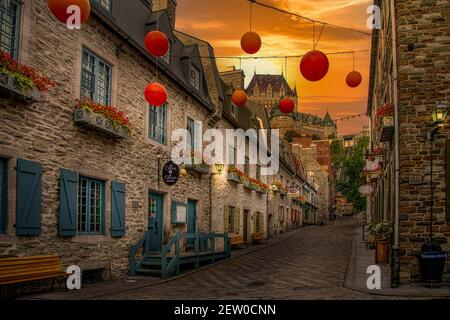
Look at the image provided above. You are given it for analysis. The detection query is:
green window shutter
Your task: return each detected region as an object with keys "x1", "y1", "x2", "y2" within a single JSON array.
[
  {"x1": 16, "y1": 159, "x2": 42, "y2": 236},
  {"x1": 446, "y1": 140, "x2": 450, "y2": 220},
  {"x1": 253, "y1": 214, "x2": 257, "y2": 232},
  {"x1": 59, "y1": 169, "x2": 78, "y2": 237},
  {"x1": 235, "y1": 208, "x2": 240, "y2": 234},
  {"x1": 259, "y1": 213, "x2": 264, "y2": 232},
  {"x1": 223, "y1": 205, "x2": 229, "y2": 233},
  {"x1": 171, "y1": 201, "x2": 177, "y2": 223},
  {"x1": 111, "y1": 181, "x2": 126, "y2": 237}
]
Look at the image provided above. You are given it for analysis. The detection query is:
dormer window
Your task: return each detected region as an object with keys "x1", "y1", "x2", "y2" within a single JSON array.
[
  {"x1": 93, "y1": 0, "x2": 112, "y2": 12},
  {"x1": 190, "y1": 64, "x2": 200, "y2": 91},
  {"x1": 162, "y1": 41, "x2": 171, "y2": 65}
]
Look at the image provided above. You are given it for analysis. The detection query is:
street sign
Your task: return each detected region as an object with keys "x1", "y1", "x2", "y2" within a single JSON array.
[
  {"x1": 288, "y1": 189, "x2": 300, "y2": 198},
  {"x1": 162, "y1": 160, "x2": 180, "y2": 186}
]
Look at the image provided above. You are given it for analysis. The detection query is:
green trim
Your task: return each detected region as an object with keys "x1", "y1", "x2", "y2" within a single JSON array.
[
  {"x1": 77, "y1": 176, "x2": 106, "y2": 235},
  {"x1": 171, "y1": 201, "x2": 187, "y2": 224},
  {"x1": 0, "y1": 0, "x2": 21, "y2": 59},
  {"x1": 148, "y1": 104, "x2": 168, "y2": 145},
  {"x1": 80, "y1": 47, "x2": 112, "y2": 105}
]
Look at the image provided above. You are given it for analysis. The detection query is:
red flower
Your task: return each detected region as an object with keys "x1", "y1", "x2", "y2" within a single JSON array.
[{"x1": 76, "y1": 99, "x2": 132, "y2": 132}]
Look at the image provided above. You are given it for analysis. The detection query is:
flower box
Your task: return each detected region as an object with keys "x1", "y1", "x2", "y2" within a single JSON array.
[
  {"x1": 74, "y1": 108, "x2": 129, "y2": 139},
  {"x1": 227, "y1": 173, "x2": 242, "y2": 184},
  {"x1": 184, "y1": 163, "x2": 210, "y2": 174},
  {"x1": 380, "y1": 116, "x2": 394, "y2": 142},
  {"x1": 256, "y1": 187, "x2": 268, "y2": 194},
  {"x1": 0, "y1": 72, "x2": 41, "y2": 104},
  {"x1": 243, "y1": 180, "x2": 253, "y2": 190}
]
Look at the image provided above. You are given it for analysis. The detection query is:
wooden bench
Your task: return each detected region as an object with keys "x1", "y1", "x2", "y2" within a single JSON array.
[
  {"x1": 0, "y1": 255, "x2": 67, "y2": 294},
  {"x1": 252, "y1": 232, "x2": 266, "y2": 245},
  {"x1": 229, "y1": 234, "x2": 247, "y2": 249}
]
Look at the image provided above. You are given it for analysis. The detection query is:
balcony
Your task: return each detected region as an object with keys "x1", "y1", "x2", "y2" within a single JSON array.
[
  {"x1": 379, "y1": 116, "x2": 394, "y2": 142},
  {"x1": 74, "y1": 108, "x2": 129, "y2": 139},
  {"x1": 0, "y1": 73, "x2": 40, "y2": 105}
]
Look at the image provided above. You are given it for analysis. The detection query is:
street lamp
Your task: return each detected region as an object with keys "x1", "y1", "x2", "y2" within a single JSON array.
[{"x1": 430, "y1": 102, "x2": 449, "y2": 124}]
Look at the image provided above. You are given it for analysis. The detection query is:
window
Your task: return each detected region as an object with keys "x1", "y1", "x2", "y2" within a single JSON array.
[
  {"x1": 0, "y1": 158, "x2": 7, "y2": 234},
  {"x1": 77, "y1": 177, "x2": 105, "y2": 234},
  {"x1": 149, "y1": 104, "x2": 167, "y2": 144},
  {"x1": 187, "y1": 117, "x2": 196, "y2": 152},
  {"x1": 255, "y1": 212, "x2": 262, "y2": 232},
  {"x1": 228, "y1": 206, "x2": 236, "y2": 233},
  {"x1": 161, "y1": 41, "x2": 171, "y2": 65},
  {"x1": 81, "y1": 48, "x2": 112, "y2": 105},
  {"x1": 230, "y1": 103, "x2": 237, "y2": 117},
  {"x1": 256, "y1": 165, "x2": 261, "y2": 181},
  {"x1": 244, "y1": 157, "x2": 250, "y2": 176},
  {"x1": 93, "y1": 0, "x2": 112, "y2": 12},
  {"x1": 189, "y1": 64, "x2": 200, "y2": 91},
  {"x1": 0, "y1": 0, "x2": 21, "y2": 59}
]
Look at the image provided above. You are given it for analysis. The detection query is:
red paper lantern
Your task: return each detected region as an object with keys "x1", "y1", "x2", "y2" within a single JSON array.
[
  {"x1": 241, "y1": 32, "x2": 262, "y2": 55},
  {"x1": 300, "y1": 50, "x2": 329, "y2": 82},
  {"x1": 144, "y1": 83, "x2": 168, "y2": 107},
  {"x1": 346, "y1": 71, "x2": 362, "y2": 88},
  {"x1": 279, "y1": 98, "x2": 295, "y2": 114},
  {"x1": 145, "y1": 31, "x2": 169, "y2": 57},
  {"x1": 231, "y1": 90, "x2": 248, "y2": 106},
  {"x1": 48, "y1": 0, "x2": 90, "y2": 24}
]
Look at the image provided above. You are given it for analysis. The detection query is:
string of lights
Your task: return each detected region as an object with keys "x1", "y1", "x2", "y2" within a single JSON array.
[{"x1": 246, "y1": 0, "x2": 377, "y2": 38}]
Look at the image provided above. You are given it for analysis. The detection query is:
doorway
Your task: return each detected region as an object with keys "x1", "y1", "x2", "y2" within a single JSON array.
[
  {"x1": 148, "y1": 192, "x2": 164, "y2": 252},
  {"x1": 187, "y1": 199, "x2": 197, "y2": 248},
  {"x1": 243, "y1": 209, "x2": 250, "y2": 243}
]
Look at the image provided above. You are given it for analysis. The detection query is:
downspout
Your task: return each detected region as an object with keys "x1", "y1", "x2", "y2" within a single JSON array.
[{"x1": 390, "y1": 0, "x2": 401, "y2": 288}]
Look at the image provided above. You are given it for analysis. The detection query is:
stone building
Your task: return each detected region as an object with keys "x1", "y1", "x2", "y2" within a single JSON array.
[
  {"x1": 0, "y1": 0, "x2": 276, "y2": 282},
  {"x1": 367, "y1": 0, "x2": 449, "y2": 283}
]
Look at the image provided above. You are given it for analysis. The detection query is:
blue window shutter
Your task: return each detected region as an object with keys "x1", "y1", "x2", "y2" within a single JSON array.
[
  {"x1": 111, "y1": 181, "x2": 126, "y2": 237},
  {"x1": 16, "y1": 159, "x2": 42, "y2": 236},
  {"x1": 59, "y1": 169, "x2": 78, "y2": 237}
]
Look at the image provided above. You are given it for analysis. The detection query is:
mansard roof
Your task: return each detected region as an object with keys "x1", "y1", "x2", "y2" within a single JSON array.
[{"x1": 247, "y1": 74, "x2": 297, "y2": 97}]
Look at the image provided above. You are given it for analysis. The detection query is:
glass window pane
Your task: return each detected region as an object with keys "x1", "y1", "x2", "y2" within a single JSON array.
[
  {"x1": 80, "y1": 49, "x2": 112, "y2": 105},
  {"x1": 148, "y1": 104, "x2": 167, "y2": 144},
  {"x1": 0, "y1": 0, "x2": 20, "y2": 58}
]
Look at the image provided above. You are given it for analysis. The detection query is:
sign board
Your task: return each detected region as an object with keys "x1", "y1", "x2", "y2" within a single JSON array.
[
  {"x1": 162, "y1": 161, "x2": 179, "y2": 186},
  {"x1": 288, "y1": 189, "x2": 300, "y2": 198},
  {"x1": 173, "y1": 203, "x2": 187, "y2": 224}
]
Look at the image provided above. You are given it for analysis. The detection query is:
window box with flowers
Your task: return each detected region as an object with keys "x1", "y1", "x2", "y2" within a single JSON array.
[
  {"x1": 74, "y1": 100, "x2": 131, "y2": 139},
  {"x1": 0, "y1": 51, "x2": 55, "y2": 104},
  {"x1": 184, "y1": 151, "x2": 211, "y2": 174},
  {"x1": 227, "y1": 166, "x2": 243, "y2": 184},
  {"x1": 376, "y1": 105, "x2": 394, "y2": 142}
]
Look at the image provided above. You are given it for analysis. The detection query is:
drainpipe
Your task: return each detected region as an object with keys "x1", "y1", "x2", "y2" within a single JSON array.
[{"x1": 390, "y1": 0, "x2": 401, "y2": 288}]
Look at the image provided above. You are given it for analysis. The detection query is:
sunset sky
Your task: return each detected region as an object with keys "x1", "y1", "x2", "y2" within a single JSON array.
[{"x1": 176, "y1": 0, "x2": 372, "y2": 135}]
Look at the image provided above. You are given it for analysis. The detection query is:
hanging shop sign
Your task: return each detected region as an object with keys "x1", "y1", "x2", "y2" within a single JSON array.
[
  {"x1": 162, "y1": 161, "x2": 180, "y2": 186},
  {"x1": 288, "y1": 188, "x2": 300, "y2": 198},
  {"x1": 358, "y1": 184, "x2": 373, "y2": 197}
]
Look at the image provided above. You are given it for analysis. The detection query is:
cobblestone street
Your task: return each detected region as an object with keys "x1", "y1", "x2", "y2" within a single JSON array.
[{"x1": 91, "y1": 220, "x2": 395, "y2": 300}]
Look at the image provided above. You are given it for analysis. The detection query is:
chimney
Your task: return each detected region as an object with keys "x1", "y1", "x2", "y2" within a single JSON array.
[
  {"x1": 153, "y1": 0, "x2": 177, "y2": 29},
  {"x1": 219, "y1": 69, "x2": 246, "y2": 90}
]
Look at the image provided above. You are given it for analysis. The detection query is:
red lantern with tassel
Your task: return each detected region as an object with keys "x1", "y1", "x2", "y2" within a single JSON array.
[
  {"x1": 346, "y1": 71, "x2": 362, "y2": 88},
  {"x1": 279, "y1": 98, "x2": 295, "y2": 114},
  {"x1": 145, "y1": 31, "x2": 169, "y2": 57},
  {"x1": 300, "y1": 50, "x2": 329, "y2": 82},
  {"x1": 231, "y1": 90, "x2": 248, "y2": 106},
  {"x1": 241, "y1": 31, "x2": 262, "y2": 55},
  {"x1": 48, "y1": 0, "x2": 90, "y2": 24},
  {"x1": 144, "y1": 83, "x2": 168, "y2": 107}
]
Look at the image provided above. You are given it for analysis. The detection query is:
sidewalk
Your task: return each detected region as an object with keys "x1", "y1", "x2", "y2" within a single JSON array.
[
  {"x1": 24, "y1": 226, "x2": 313, "y2": 300},
  {"x1": 344, "y1": 225, "x2": 450, "y2": 298}
]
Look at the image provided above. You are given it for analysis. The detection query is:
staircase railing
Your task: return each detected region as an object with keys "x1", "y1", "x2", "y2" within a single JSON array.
[
  {"x1": 161, "y1": 233, "x2": 180, "y2": 279},
  {"x1": 129, "y1": 231, "x2": 150, "y2": 276}
]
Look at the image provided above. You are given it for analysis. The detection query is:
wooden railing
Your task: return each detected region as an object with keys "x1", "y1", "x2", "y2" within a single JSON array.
[
  {"x1": 129, "y1": 231, "x2": 150, "y2": 276},
  {"x1": 161, "y1": 233, "x2": 180, "y2": 279}
]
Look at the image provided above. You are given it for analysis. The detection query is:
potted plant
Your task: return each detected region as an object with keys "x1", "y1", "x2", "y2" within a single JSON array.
[{"x1": 370, "y1": 222, "x2": 393, "y2": 264}]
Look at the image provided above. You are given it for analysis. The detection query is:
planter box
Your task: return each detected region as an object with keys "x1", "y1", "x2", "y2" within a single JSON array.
[
  {"x1": 380, "y1": 116, "x2": 394, "y2": 142},
  {"x1": 227, "y1": 173, "x2": 242, "y2": 184},
  {"x1": 184, "y1": 163, "x2": 210, "y2": 174},
  {"x1": 256, "y1": 188, "x2": 268, "y2": 194},
  {"x1": 242, "y1": 181, "x2": 253, "y2": 190},
  {"x1": 0, "y1": 73, "x2": 40, "y2": 104},
  {"x1": 74, "y1": 108, "x2": 128, "y2": 139}
]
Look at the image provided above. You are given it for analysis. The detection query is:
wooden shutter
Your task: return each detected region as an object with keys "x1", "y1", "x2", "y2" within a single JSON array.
[
  {"x1": 446, "y1": 140, "x2": 450, "y2": 220},
  {"x1": 223, "y1": 205, "x2": 229, "y2": 233},
  {"x1": 16, "y1": 159, "x2": 42, "y2": 236},
  {"x1": 59, "y1": 169, "x2": 78, "y2": 237},
  {"x1": 111, "y1": 181, "x2": 126, "y2": 237}
]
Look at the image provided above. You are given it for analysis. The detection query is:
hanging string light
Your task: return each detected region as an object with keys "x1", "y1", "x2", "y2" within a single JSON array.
[
  {"x1": 144, "y1": 0, "x2": 168, "y2": 107},
  {"x1": 346, "y1": 52, "x2": 363, "y2": 88},
  {"x1": 48, "y1": 0, "x2": 90, "y2": 25},
  {"x1": 300, "y1": 22, "x2": 329, "y2": 82},
  {"x1": 241, "y1": 0, "x2": 262, "y2": 55}
]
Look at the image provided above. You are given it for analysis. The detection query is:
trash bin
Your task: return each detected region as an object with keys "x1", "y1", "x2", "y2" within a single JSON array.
[{"x1": 419, "y1": 251, "x2": 448, "y2": 282}]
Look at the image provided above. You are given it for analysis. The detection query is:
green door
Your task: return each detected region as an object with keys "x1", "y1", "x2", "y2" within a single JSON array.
[
  {"x1": 187, "y1": 200, "x2": 197, "y2": 247},
  {"x1": 148, "y1": 192, "x2": 163, "y2": 252}
]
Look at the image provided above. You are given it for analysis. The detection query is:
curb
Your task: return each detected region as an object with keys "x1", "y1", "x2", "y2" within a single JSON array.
[{"x1": 343, "y1": 229, "x2": 450, "y2": 299}]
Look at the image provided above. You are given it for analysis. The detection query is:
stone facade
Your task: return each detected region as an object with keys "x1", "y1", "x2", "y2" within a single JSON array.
[{"x1": 367, "y1": 0, "x2": 450, "y2": 283}]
